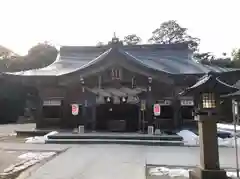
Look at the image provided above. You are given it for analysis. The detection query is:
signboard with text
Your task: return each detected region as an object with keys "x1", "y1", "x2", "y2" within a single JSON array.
[
  {"x1": 43, "y1": 100, "x2": 61, "y2": 106},
  {"x1": 71, "y1": 104, "x2": 79, "y2": 116},
  {"x1": 153, "y1": 103, "x2": 161, "y2": 116},
  {"x1": 181, "y1": 100, "x2": 194, "y2": 106}
]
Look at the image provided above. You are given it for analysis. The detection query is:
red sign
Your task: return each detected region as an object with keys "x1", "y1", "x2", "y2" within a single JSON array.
[
  {"x1": 71, "y1": 104, "x2": 79, "y2": 116},
  {"x1": 153, "y1": 104, "x2": 161, "y2": 116}
]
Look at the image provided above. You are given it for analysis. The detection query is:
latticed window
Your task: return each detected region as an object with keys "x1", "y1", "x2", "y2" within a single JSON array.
[
  {"x1": 202, "y1": 93, "x2": 216, "y2": 108},
  {"x1": 111, "y1": 68, "x2": 121, "y2": 80}
]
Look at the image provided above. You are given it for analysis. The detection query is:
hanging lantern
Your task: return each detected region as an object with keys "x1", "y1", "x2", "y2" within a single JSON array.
[
  {"x1": 120, "y1": 96, "x2": 128, "y2": 104},
  {"x1": 104, "y1": 96, "x2": 113, "y2": 103}
]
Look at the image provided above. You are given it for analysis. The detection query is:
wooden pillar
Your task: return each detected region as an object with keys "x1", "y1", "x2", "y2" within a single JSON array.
[
  {"x1": 146, "y1": 77, "x2": 153, "y2": 130},
  {"x1": 35, "y1": 97, "x2": 43, "y2": 129},
  {"x1": 59, "y1": 99, "x2": 63, "y2": 129},
  {"x1": 35, "y1": 85, "x2": 45, "y2": 129},
  {"x1": 172, "y1": 89, "x2": 181, "y2": 130},
  {"x1": 172, "y1": 98, "x2": 181, "y2": 130},
  {"x1": 138, "y1": 106, "x2": 142, "y2": 132},
  {"x1": 92, "y1": 105, "x2": 96, "y2": 131},
  {"x1": 81, "y1": 101, "x2": 87, "y2": 126},
  {"x1": 60, "y1": 99, "x2": 68, "y2": 129}
]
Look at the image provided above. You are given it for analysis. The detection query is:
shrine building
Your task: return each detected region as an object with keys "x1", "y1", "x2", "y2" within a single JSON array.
[{"x1": 2, "y1": 37, "x2": 240, "y2": 132}]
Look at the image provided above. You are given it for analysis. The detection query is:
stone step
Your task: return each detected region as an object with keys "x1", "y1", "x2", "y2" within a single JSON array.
[
  {"x1": 15, "y1": 130, "x2": 52, "y2": 137},
  {"x1": 46, "y1": 138, "x2": 184, "y2": 146},
  {"x1": 48, "y1": 133, "x2": 182, "y2": 141}
]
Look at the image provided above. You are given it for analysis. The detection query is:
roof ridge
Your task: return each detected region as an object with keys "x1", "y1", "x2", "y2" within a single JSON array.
[
  {"x1": 60, "y1": 42, "x2": 189, "y2": 52},
  {"x1": 122, "y1": 43, "x2": 189, "y2": 50}
]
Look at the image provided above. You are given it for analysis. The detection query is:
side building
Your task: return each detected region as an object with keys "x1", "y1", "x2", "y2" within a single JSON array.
[{"x1": 2, "y1": 38, "x2": 240, "y2": 132}]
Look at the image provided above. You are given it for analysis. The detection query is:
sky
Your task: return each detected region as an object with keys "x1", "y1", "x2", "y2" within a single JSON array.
[{"x1": 0, "y1": 0, "x2": 240, "y2": 57}]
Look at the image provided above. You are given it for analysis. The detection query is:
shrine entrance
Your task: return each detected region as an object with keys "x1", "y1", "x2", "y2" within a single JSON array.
[{"x1": 96, "y1": 103, "x2": 139, "y2": 132}]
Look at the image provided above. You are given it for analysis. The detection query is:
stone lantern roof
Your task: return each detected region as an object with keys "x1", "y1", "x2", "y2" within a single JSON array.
[{"x1": 180, "y1": 72, "x2": 239, "y2": 96}]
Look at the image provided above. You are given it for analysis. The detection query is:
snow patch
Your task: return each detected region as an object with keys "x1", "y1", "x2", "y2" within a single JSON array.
[
  {"x1": 1, "y1": 152, "x2": 56, "y2": 176},
  {"x1": 149, "y1": 167, "x2": 189, "y2": 178},
  {"x1": 149, "y1": 167, "x2": 239, "y2": 178},
  {"x1": 25, "y1": 131, "x2": 58, "y2": 144},
  {"x1": 9, "y1": 132, "x2": 17, "y2": 136},
  {"x1": 177, "y1": 128, "x2": 240, "y2": 147},
  {"x1": 18, "y1": 152, "x2": 55, "y2": 160},
  {"x1": 177, "y1": 130, "x2": 199, "y2": 146},
  {"x1": 218, "y1": 137, "x2": 240, "y2": 147},
  {"x1": 217, "y1": 123, "x2": 240, "y2": 133}
]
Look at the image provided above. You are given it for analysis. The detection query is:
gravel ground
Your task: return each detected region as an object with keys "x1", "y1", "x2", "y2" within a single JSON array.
[
  {"x1": 0, "y1": 123, "x2": 67, "y2": 179},
  {"x1": 0, "y1": 150, "x2": 58, "y2": 179},
  {"x1": 0, "y1": 150, "x2": 24, "y2": 173}
]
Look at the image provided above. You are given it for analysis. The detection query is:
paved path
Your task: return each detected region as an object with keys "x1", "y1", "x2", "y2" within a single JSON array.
[
  {"x1": 0, "y1": 123, "x2": 35, "y2": 137},
  {"x1": 0, "y1": 142, "x2": 70, "y2": 152},
  {"x1": 25, "y1": 145, "x2": 240, "y2": 179}
]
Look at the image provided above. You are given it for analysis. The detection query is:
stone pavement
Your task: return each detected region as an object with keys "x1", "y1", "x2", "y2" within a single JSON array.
[
  {"x1": 0, "y1": 142, "x2": 70, "y2": 152},
  {"x1": 24, "y1": 145, "x2": 240, "y2": 179},
  {"x1": 0, "y1": 123, "x2": 239, "y2": 179},
  {"x1": 0, "y1": 123, "x2": 70, "y2": 152},
  {"x1": 0, "y1": 123, "x2": 35, "y2": 137}
]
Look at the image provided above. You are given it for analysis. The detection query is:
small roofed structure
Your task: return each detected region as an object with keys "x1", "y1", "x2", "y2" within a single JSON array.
[
  {"x1": 180, "y1": 72, "x2": 239, "y2": 96},
  {"x1": 179, "y1": 72, "x2": 238, "y2": 122}
]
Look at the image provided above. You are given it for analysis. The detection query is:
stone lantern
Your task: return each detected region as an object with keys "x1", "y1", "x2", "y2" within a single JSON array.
[{"x1": 180, "y1": 72, "x2": 238, "y2": 179}]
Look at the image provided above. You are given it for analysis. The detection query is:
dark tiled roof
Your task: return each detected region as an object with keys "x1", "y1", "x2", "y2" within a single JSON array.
[
  {"x1": 222, "y1": 80, "x2": 240, "y2": 98},
  {"x1": 4, "y1": 43, "x2": 239, "y2": 76},
  {"x1": 234, "y1": 80, "x2": 240, "y2": 88},
  {"x1": 180, "y1": 73, "x2": 239, "y2": 95},
  {"x1": 222, "y1": 90, "x2": 240, "y2": 98},
  {"x1": 5, "y1": 48, "x2": 110, "y2": 76},
  {"x1": 121, "y1": 48, "x2": 236, "y2": 74}
]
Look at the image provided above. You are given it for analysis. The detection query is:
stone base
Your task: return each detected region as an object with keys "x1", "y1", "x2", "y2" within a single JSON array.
[
  {"x1": 154, "y1": 129, "x2": 161, "y2": 135},
  {"x1": 189, "y1": 167, "x2": 227, "y2": 179}
]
